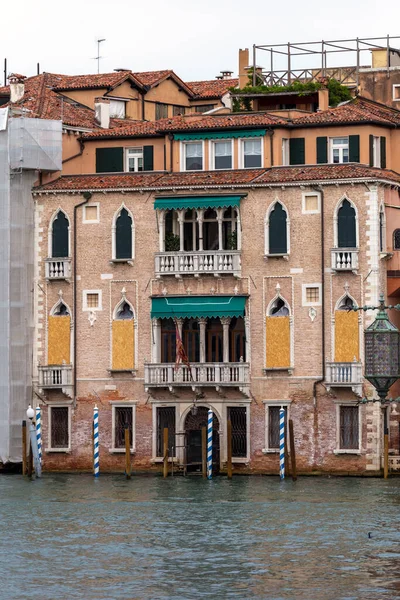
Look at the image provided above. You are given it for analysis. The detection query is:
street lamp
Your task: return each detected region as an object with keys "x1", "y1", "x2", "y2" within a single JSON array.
[{"x1": 353, "y1": 293, "x2": 400, "y2": 478}]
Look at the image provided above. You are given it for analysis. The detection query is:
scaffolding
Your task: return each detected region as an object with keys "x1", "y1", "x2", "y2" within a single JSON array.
[{"x1": 251, "y1": 35, "x2": 400, "y2": 88}]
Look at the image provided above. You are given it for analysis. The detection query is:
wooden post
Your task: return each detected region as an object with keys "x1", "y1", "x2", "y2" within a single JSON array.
[
  {"x1": 163, "y1": 427, "x2": 168, "y2": 478},
  {"x1": 289, "y1": 419, "x2": 297, "y2": 481},
  {"x1": 202, "y1": 427, "x2": 207, "y2": 479},
  {"x1": 22, "y1": 420, "x2": 27, "y2": 476},
  {"x1": 125, "y1": 424, "x2": 131, "y2": 479},
  {"x1": 384, "y1": 433, "x2": 389, "y2": 479},
  {"x1": 227, "y1": 419, "x2": 233, "y2": 479},
  {"x1": 27, "y1": 437, "x2": 33, "y2": 478}
]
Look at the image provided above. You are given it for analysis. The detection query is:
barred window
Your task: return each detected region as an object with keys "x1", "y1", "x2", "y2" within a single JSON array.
[
  {"x1": 156, "y1": 407, "x2": 176, "y2": 457},
  {"x1": 86, "y1": 293, "x2": 99, "y2": 308},
  {"x1": 114, "y1": 406, "x2": 133, "y2": 449},
  {"x1": 50, "y1": 407, "x2": 69, "y2": 449},
  {"x1": 339, "y1": 406, "x2": 359, "y2": 450},
  {"x1": 306, "y1": 287, "x2": 320, "y2": 304},
  {"x1": 268, "y1": 406, "x2": 287, "y2": 449},
  {"x1": 228, "y1": 406, "x2": 247, "y2": 458}
]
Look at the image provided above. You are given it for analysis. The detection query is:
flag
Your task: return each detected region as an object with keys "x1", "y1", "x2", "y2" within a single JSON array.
[{"x1": 174, "y1": 320, "x2": 193, "y2": 380}]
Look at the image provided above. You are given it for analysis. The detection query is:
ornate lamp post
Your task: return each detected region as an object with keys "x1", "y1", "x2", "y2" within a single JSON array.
[{"x1": 354, "y1": 294, "x2": 400, "y2": 478}]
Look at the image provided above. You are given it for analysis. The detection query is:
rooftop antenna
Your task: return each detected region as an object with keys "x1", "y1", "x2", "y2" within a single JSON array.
[{"x1": 94, "y1": 38, "x2": 106, "y2": 74}]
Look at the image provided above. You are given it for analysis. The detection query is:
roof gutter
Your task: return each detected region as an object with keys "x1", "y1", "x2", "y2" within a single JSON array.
[{"x1": 62, "y1": 137, "x2": 85, "y2": 164}]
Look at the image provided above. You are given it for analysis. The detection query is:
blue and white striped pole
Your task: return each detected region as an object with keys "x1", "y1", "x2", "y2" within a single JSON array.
[
  {"x1": 93, "y1": 404, "x2": 99, "y2": 477},
  {"x1": 279, "y1": 406, "x2": 285, "y2": 480},
  {"x1": 207, "y1": 408, "x2": 213, "y2": 480},
  {"x1": 35, "y1": 406, "x2": 42, "y2": 467}
]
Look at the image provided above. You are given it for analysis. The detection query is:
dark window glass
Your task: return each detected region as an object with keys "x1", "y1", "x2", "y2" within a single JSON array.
[
  {"x1": 337, "y1": 199, "x2": 356, "y2": 248},
  {"x1": 161, "y1": 318, "x2": 176, "y2": 363},
  {"x1": 156, "y1": 103, "x2": 168, "y2": 120},
  {"x1": 394, "y1": 229, "x2": 400, "y2": 250},
  {"x1": 51, "y1": 407, "x2": 69, "y2": 448},
  {"x1": 116, "y1": 208, "x2": 132, "y2": 259},
  {"x1": 183, "y1": 319, "x2": 200, "y2": 363},
  {"x1": 243, "y1": 139, "x2": 262, "y2": 168},
  {"x1": 206, "y1": 318, "x2": 223, "y2": 362},
  {"x1": 340, "y1": 406, "x2": 359, "y2": 449},
  {"x1": 173, "y1": 105, "x2": 186, "y2": 116},
  {"x1": 229, "y1": 317, "x2": 246, "y2": 362},
  {"x1": 214, "y1": 141, "x2": 232, "y2": 170},
  {"x1": 185, "y1": 143, "x2": 203, "y2": 171},
  {"x1": 194, "y1": 104, "x2": 216, "y2": 113},
  {"x1": 269, "y1": 406, "x2": 286, "y2": 449},
  {"x1": 115, "y1": 407, "x2": 133, "y2": 449},
  {"x1": 157, "y1": 407, "x2": 176, "y2": 457},
  {"x1": 52, "y1": 211, "x2": 69, "y2": 258},
  {"x1": 116, "y1": 302, "x2": 133, "y2": 320},
  {"x1": 380, "y1": 211, "x2": 384, "y2": 252},
  {"x1": 228, "y1": 406, "x2": 247, "y2": 457},
  {"x1": 269, "y1": 202, "x2": 287, "y2": 254}
]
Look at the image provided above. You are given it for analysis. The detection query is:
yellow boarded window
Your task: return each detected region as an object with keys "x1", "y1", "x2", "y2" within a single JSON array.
[
  {"x1": 112, "y1": 320, "x2": 135, "y2": 370},
  {"x1": 48, "y1": 315, "x2": 71, "y2": 365},
  {"x1": 334, "y1": 310, "x2": 359, "y2": 362},
  {"x1": 266, "y1": 316, "x2": 290, "y2": 368}
]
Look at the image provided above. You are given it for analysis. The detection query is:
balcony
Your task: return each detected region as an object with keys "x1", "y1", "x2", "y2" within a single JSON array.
[
  {"x1": 331, "y1": 249, "x2": 358, "y2": 271},
  {"x1": 45, "y1": 258, "x2": 71, "y2": 280},
  {"x1": 144, "y1": 362, "x2": 249, "y2": 395},
  {"x1": 38, "y1": 365, "x2": 73, "y2": 397},
  {"x1": 155, "y1": 251, "x2": 241, "y2": 278},
  {"x1": 325, "y1": 361, "x2": 363, "y2": 396}
]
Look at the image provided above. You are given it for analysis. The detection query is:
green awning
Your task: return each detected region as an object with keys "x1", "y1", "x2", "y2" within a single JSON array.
[
  {"x1": 151, "y1": 296, "x2": 247, "y2": 319},
  {"x1": 174, "y1": 129, "x2": 266, "y2": 141},
  {"x1": 154, "y1": 195, "x2": 242, "y2": 211}
]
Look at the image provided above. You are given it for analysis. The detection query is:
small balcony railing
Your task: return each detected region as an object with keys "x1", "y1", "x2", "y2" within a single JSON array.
[
  {"x1": 331, "y1": 249, "x2": 358, "y2": 271},
  {"x1": 144, "y1": 362, "x2": 249, "y2": 391},
  {"x1": 155, "y1": 251, "x2": 241, "y2": 277},
  {"x1": 45, "y1": 258, "x2": 71, "y2": 280},
  {"x1": 325, "y1": 361, "x2": 363, "y2": 395},
  {"x1": 38, "y1": 365, "x2": 73, "y2": 397}
]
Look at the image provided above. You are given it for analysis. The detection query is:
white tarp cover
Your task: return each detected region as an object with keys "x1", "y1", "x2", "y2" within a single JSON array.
[
  {"x1": 0, "y1": 107, "x2": 8, "y2": 131},
  {"x1": 9, "y1": 117, "x2": 62, "y2": 171}
]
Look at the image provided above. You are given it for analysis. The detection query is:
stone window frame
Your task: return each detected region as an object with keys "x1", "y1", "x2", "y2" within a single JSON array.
[
  {"x1": 48, "y1": 207, "x2": 71, "y2": 259},
  {"x1": 392, "y1": 84, "x2": 400, "y2": 101},
  {"x1": 264, "y1": 293, "x2": 294, "y2": 373},
  {"x1": 333, "y1": 400, "x2": 362, "y2": 455},
  {"x1": 109, "y1": 401, "x2": 137, "y2": 454},
  {"x1": 302, "y1": 283, "x2": 322, "y2": 307},
  {"x1": 111, "y1": 203, "x2": 135, "y2": 262},
  {"x1": 301, "y1": 191, "x2": 321, "y2": 215},
  {"x1": 151, "y1": 402, "x2": 179, "y2": 463},
  {"x1": 333, "y1": 195, "x2": 359, "y2": 249},
  {"x1": 46, "y1": 403, "x2": 72, "y2": 453},
  {"x1": 264, "y1": 199, "x2": 291, "y2": 258},
  {"x1": 225, "y1": 403, "x2": 251, "y2": 463},
  {"x1": 82, "y1": 289, "x2": 102, "y2": 312},
  {"x1": 82, "y1": 202, "x2": 100, "y2": 224},
  {"x1": 262, "y1": 400, "x2": 292, "y2": 454}
]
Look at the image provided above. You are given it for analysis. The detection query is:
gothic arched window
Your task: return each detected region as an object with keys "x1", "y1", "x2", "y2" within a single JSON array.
[
  {"x1": 52, "y1": 211, "x2": 69, "y2": 258},
  {"x1": 337, "y1": 199, "x2": 356, "y2": 248}
]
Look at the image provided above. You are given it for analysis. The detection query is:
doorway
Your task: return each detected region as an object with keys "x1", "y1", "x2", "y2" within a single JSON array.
[{"x1": 184, "y1": 406, "x2": 220, "y2": 472}]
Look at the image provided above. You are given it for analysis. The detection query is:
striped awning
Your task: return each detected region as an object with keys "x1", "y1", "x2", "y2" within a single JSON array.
[
  {"x1": 173, "y1": 129, "x2": 266, "y2": 141},
  {"x1": 151, "y1": 296, "x2": 246, "y2": 319}
]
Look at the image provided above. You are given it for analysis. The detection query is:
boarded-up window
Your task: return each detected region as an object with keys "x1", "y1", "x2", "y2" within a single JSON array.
[
  {"x1": 112, "y1": 302, "x2": 134, "y2": 371},
  {"x1": 266, "y1": 298, "x2": 290, "y2": 368},
  {"x1": 335, "y1": 300, "x2": 359, "y2": 362},
  {"x1": 340, "y1": 406, "x2": 359, "y2": 449},
  {"x1": 48, "y1": 303, "x2": 70, "y2": 365}
]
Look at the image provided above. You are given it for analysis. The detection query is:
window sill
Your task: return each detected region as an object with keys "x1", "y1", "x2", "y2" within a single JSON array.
[
  {"x1": 45, "y1": 448, "x2": 71, "y2": 453},
  {"x1": 109, "y1": 259, "x2": 134, "y2": 265},
  {"x1": 334, "y1": 449, "x2": 361, "y2": 455},
  {"x1": 151, "y1": 457, "x2": 178, "y2": 463},
  {"x1": 108, "y1": 369, "x2": 137, "y2": 375},
  {"x1": 109, "y1": 448, "x2": 136, "y2": 454},
  {"x1": 262, "y1": 448, "x2": 279, "y2": 454},
  {"x1": 264, "y1": 254, "x2": 289, "y2": 261},
  {"x1": 263, "y1": 367, "x2": 293, "y2": 374}
]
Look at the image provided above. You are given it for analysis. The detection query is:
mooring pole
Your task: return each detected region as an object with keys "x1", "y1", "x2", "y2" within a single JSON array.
[
  {"x1": 207, "y1": 409, "x2": 213, "y2": 480},
  {"x1": 93, "y1": 405, "x2": 99, "y2": 478},
  {"x1": 279, "y1": 406, "x2": 285, "y2": 480},
  {"x1": 383, "y1": 409, "x2": 389, "y2": 479},
  {"x1": 289, "y1": 419, "x2": 297, "y2": 481},
  {"x1": 125, "y1": 423, "x2": 131, "y2": 479},
  {"x1": 22, "y1": 420, "x2": 27, "y2": 476},
  {"x1": 27, "y1": 437, "x2": 33, "y2": 478},
  {"x1": 163, "y1": 427, "x2": 168, "y2": 478},
  {"x1": 227, "y1": 419, "x2": 232, "y2": 480},
  {"x1": 202, "y1": 427, "x2": 207, "y2": 479}
]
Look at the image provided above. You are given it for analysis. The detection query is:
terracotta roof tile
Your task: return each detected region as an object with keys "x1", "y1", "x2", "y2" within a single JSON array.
[
  {"x1": 133, "y1": 70, "x2": 173, "y2": 86},
  {"x1": 292, "y1": 96, "x2": 400, "y2": 126},
  {"x1": 34, "y1": 164, "x2": 400, "y2": 193},
  {"x1": 188, "y1": 78, "x2": 239, "y2": 99},
  {"x1": 48, "y1": 71, "x2": 144, "y2": 91}
]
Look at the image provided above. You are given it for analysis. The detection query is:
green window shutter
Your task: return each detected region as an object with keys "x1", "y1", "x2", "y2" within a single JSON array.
[
  {"x1": 143, "y1": 145, "x2": 154, "y2": 171},
  {"x1": 96, "y1": 147, "x2": 123, "y2": 173},
  {"x1": 316, "y1": 137, "x2": 328, "y2": 164},
  {"x1": 369, "y1": 135, "x2": 374, "y2": 167},
  {"x1": 380, "y1": 137, "x2": 386, "y2": 168},
  {"x1": 349, "y1": 135, "x2": 360, "y2": 163},
  {"x1": 289, "y1": 138, "x2": 305, "y2": 165}
]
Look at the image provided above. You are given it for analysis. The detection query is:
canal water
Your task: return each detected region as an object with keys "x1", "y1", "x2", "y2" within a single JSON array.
[{"x1": 0, "y1": 475, "x2": 399, "y2": 600}]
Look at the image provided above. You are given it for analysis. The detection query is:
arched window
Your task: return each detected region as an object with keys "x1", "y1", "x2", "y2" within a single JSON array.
[
  {"x1": 337, "y1": 296, "x2": 355, "y2": 311},
  {"x1": 52, "y1": 211, "x2": 69, "y2": 258},
  {"x1": 334, "y1": 295, "x2": 359, "y2": 363},
  {"x1": 266, "y1": 295, "x2": 291, "y2": 368},
  {"x1": 112, "y1": 298, "x2": 135, "y2": 370},
  {"x1": 393, "y1": 229, "x2": 400, "y2": 251},
  {"x1": 268, "y1": 202, "x2": 288, "y2": 255},
  {"x1": 115, "y1": 208, "x2": 133, "y2": 259},
  {"x1": 48, "y1": 299, "x2": 71, "y2": 365},
  {"x1": 337, "y1": 199, "x2": 356, "y2": 248},
  {"x1": 379, "y1": 207, "x2": 385, "y2": 252},
  {"x1": 53, "y1": 302, "x2": 70, "y2": 316}
]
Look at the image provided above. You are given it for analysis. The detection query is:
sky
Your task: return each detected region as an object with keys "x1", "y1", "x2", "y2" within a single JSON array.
[{"x1": 1, "y1": 0, "x2": 400, "y2": 83}]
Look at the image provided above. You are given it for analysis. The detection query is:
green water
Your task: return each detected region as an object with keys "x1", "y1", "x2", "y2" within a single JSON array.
[{"x1": 0, "y1": 475, "x2": 399, "y2": 599}]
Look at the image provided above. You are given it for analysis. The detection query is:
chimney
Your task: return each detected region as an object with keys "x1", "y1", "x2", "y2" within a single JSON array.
[
  {"x1": 220, "y1": 70, "x2": 234, "y2": 80},
  {"x1": 239, "y1": 48, "x2": 249, "y2": 88},
  {"x1": 9, "y1": 73, "x2": 26, "y2": 103},
  {"x1": 95, "y1": 97, "x2": 110, "y2": 129},
  {"x1": 318, "y1": 88, "x2": 329, "y2": 112}
]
